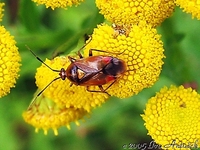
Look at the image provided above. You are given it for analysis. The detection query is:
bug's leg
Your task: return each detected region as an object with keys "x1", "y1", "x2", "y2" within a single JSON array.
[
  {"x1": 98, "y1": 85, "x2": 111, "y2": 96},
  {"x1": 86, "y1": 80, "x2": 117, "y2": 96},
  {"x1": 69, "y1": 82, "x2": 73, "y2": 87},
  {"x1": 103, "y1": 80, "x2": 116, "y2": 91},
  {"x1": 68, "y1": 56, "x2": 76, "y2": 63},
  {"x1": 98, "y1": 80, "x2": 117, "y2": 96},
  {"x1": 77, "y1": 51, "x2": 84, "y2": 58},
  {"x1": 84, "y1": 34, "x2": 90, "y2": 42},
  {"x1": 89, "y1": 49, "x2": 93, "y2": 56},
  {"x1": 86, "y1": 86, "x2": 111, "y2": 96},
  {"x1": 77, "y1": 37, "x2": 93, "y2": 57},
  {"x1": 89, "y1": 49, "x2": 125, "y2": 56}
]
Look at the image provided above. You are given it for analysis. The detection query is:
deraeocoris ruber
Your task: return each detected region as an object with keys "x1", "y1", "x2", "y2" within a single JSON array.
[
  {"x1": 65, "y1": 49, "x2": 126, "y2": 95},
  {"x1": 27, "y1": 45, "x2": 126, "y2": 97}
]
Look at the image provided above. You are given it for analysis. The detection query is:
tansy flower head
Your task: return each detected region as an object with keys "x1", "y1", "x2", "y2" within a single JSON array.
[
  {"x1": 0, "y1": 26, "x2": 21, "y2": 98},
  {"x1": 32, "y1": 0, "x2": 84, "y2": 9},
  {"x1": 176, "y1": 0, "x2": 200, "y2": 20},
  {"x1": 84, "y1": 23, "x2": 164, "y2": 98},
  {"x1": 23, "y1": 91, "x2": 88, "y2": 135},
  {"x1": 96, "y1": 0, "x2": 175, "y2": 27},
  {"x1": 142, "y1": 85, "x2": 200, "y2": 149},
  {"x1": 35, "y1": 56, "x2": 108, "y2": 112},
  {"x1": 0, "y1": 3, "x2": 4, "y2": 22}
]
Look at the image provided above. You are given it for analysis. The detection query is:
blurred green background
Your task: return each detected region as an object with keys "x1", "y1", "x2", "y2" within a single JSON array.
[{"x1": 1, "y1": 0, "x2": 200, "y2": 150}]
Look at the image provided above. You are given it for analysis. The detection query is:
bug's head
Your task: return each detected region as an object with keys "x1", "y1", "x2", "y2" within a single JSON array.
[{"x1": 59, "y1": 68, "x2": 67, "y2": 80}]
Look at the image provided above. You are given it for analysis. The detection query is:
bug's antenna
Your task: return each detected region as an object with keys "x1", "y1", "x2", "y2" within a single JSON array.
[
  {"x1": 25, "y1": 45, "x2": 60, "y2": 72},
  {"x1": 27, "y1": 76, "x2": 61, "y2": 110}
]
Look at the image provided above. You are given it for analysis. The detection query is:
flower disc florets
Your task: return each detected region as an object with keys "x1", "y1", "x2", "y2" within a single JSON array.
[
  {"x1": 176, "y1": 0, "x2": 200, "y2": 20},
  {"x1": 142, "y1": 85, "x2": 200, "y2": 149},
  {"x1": 0, "y1": 26, "x2": 21, "y2": 97},
  {"x1": 32, "y1": 0, "x2": 84, "y2": 9},
  {"x1": 35, "y1": 56, "x2": 108, "y2": 112},
  {"x1": 96, "y1": 0, "x2": 175, "y2": 27},
  {"x1": 0, "y1": 3, "x2": 4, "y2": 22},
  {"x1": 84, "y1": 23, "x2": 164, "y2": 98},
  {"x1": 23, "y1": 92, "x2": 88, "y2": 135}
]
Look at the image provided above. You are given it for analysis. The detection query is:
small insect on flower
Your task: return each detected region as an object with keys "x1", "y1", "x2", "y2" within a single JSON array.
[
  {"x1": 26, "y1": 42, "x2": 126, "y2": 107},
  {"x1": 112, "y1": 24, "x2": 131, "y2": 37},
  {"x1": 67, "y1": 49, "x2": 126, "y2": 95}
]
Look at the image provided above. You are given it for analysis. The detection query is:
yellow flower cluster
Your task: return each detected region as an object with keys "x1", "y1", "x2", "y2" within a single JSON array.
[
  {"x1": 96, "y1": 0, "x2": 175, "y2": 27},
  {"x1": 176, "y1": 0, "x2": 200, "y2": 19},
  {"x1": 35, "y1": 56, "x2": 108, "y2": 112},
  {"x1": 84, "y1": 23, "x2": 164, "y2": 98},
  {"x1": 0, "y1": 3, "x2": 4, "y2": 22},
  {"x1": 0, "y1": 26, "x2": 21, "y2": 98},
  {"x1": 24, "y1": 0, "x2": 167, "y2": 133},
  {"x1": 23, "y1": 92, "x2": 88, "y2": 135},
  {"x1": 32, "y1": 0, "x2": 84, "y2": 9},
  {"x1": 142, "y1": 85, "x2": 200, "y2": 149}
]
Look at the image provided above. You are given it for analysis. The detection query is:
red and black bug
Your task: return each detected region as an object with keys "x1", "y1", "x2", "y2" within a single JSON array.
[
  {"x1": 27, "y1": 41, "x2": 126, "y2": 100},
  {"x1": 65, "y1": 49, "x2": 126, "y2": 95},
  {"x1": 29, "y1": 47, "x2": 126, "y2": 97}
]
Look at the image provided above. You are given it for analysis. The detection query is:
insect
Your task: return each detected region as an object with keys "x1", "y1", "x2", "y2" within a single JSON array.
[
  {"x1": 66, "y1": 49, "x2": 126, "y2": 95},
  {"x1": 26, "y1": 42, "x2": 126, "y2": 106},
  {"x1": 112, "y1": 24, "x2": 131, "y2": 37}
]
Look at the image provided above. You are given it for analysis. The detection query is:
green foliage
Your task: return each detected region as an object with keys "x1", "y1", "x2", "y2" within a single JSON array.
[{"x1": 1, "y1": 0, "x2": 200, "y2": 150}]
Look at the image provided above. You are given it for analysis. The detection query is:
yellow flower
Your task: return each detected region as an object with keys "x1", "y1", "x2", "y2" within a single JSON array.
[
  {"x1": 23, "y1": 91, "x2": 88, "y2": 135},
  {"x1": 176, "y1": 0, "x2": 200, "y2": 20},
  {"x1": 0, "y1": 3, "x2": 4, "y2": 22},
  {"x1": 84, "y1": 23, "x2": 164, "y2": 98},
  {"x1": 142, "y1": 85, "x2": 200, "y2": 150},
  {"x1": 96, "y1": 0, "x2": 175, "y2": 27},
  {"x1": 0, "y1": 26, "x2": 21, "y2": 98},
  {"x1": 32, "y1": 0, "x2": 84, "y2": 9},
  {"x1": 35, "y1": 56, "x2": 108, "y2": 112}
]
